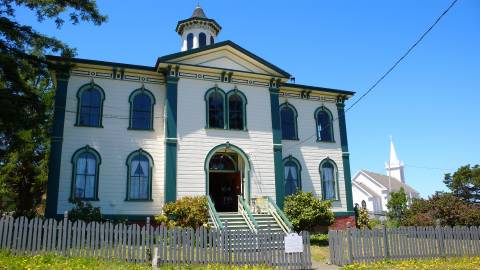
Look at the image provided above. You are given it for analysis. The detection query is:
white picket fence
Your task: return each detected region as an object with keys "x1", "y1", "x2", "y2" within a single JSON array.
[
  {"x1": 0, "y1": 214, "x2": 312, "y2": 269},
  {"x1": 329, "y1": 226, "x2": 480, "y2": 266}
]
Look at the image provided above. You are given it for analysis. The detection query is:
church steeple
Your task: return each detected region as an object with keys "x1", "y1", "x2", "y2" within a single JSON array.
[
  {"x1": 176, "y1": 4, "x2": 222, "y2": 51},
  {"x1": 385, "y1": 137, "x2": 405, "y2": 183}
]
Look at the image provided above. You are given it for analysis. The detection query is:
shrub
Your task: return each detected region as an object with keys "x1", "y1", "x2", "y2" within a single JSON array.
[
  {"x1": 310, "y1": 233, "x2": 329, "y2": 246},
  {"x1": 284, "y1": 192, "x2": 335, "y2": 232},
  {"x1": 356, "y1": 207, "x2": 371, "y2": 229},
  {"x1": 68, "y1": 199, "x2": 103, "y2": 223},
  {"x1": 386, "y1": 187, "x2": 408, "y2": 224},
  {"x1": 161, "y1": 196, "x2": 208, "y2": 228}
]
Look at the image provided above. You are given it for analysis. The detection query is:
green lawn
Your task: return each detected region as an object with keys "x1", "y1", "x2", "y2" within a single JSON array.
[
  {"x1": 342, "y1": 257, "x2": 480, "y2": 270},
  {"x1": 310, "y1": 245, "x2": 330, "y2": 263},
  {"x1": 0, "y1": 250, "x2": 271, "y2": 270}
]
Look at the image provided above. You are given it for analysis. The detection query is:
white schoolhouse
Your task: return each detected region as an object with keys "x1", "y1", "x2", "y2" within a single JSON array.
[{"x1": 45, "y1": 5, "x2": 356, "y2": 229}]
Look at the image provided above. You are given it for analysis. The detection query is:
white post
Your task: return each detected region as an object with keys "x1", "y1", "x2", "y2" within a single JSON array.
[{"x1": 151, "y1": 246, "x2": 158, "y2": 268}]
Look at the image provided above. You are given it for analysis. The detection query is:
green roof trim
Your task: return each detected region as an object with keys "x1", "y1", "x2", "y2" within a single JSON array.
[
  {"x1": 155, "y1": 40, "x2": 291, "y2": 78},
  {"x1": 281, "y1": 82, "x2": 355, "y2": 96},
  {"x1": 46, "y1": 55, "x2": 156, "y2": 72}
]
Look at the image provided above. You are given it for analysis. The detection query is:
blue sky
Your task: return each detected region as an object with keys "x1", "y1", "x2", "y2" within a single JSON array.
[{"x1": 17, "y1": 1, "x2": 479, "y2": 197}]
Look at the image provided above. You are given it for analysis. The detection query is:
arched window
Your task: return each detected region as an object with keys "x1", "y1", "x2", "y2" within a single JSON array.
[
  {"x1": 71, "y1": 146, "x2": 101, "y2": 200},
  {"x1": 205, "y1": 88, "x2": 225, "y2": 129},
  {"x1": 187, "y1": 33, "x2": 194, "y2": 50},
  {"x1": 283, "y1": 156, "x2": 302, "y2": 196},
  {"x1": 129, "y1": 88, "x2": 155, "y2": 130},
  {"x1": 280, "y1": 103, "x2": 298, "y2": 140},
  {"x1": 76, "y1": 83, "x2": 104, "y2": 127},
  {"x1": 315, "y1": 107, "x2": 334, "y2": 142},
  {"x1": 199, "y1": 32, "x2": 206, "y2": 47},
  {"x1": 126, "y1": 149, "x2": 153, "y2": 201},
  {"x1": 209, "y1": 153, "x2": 237, "y2": 172},
  {"x1": 227, "y1": 90, "x2": 247, "y2": 130},
  {"x1": 320, "y1": 159, "x2": 339, "y2": 200},
  {"x1": 210, "y1": 36, "x2": 214, "y2": 45}
]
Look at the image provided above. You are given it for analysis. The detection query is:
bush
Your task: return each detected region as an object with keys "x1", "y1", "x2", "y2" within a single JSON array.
[
  {"x1": 160, "y1": 196, "x2": 208, "y2": 228},
  {"x1": 356, "y1": 207, "x2": 371, "y2": 229},
  {"x1": 68, "y1": 199, "x2": 103, "y2": 223},
  {"x1": 284, "y1": 192, "x2": 335, "y2": 232},
  {"x1": 386, "y1": 188, "x2": 408, "y2": 224},
  {"x1": 310, "y1": 233, "x2": 329, "y2": 246}
]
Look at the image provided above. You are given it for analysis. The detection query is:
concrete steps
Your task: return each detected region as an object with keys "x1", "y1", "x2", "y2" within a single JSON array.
[{"x1": 209, "y1": 212, "x2": 287, "y2": 234}]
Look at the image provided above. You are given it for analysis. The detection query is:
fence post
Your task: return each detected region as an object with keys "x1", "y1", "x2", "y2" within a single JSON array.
[
  {"x1": 382, "y1": 224, "x2": 390, "y2": 259},
  {"x1": 436, "y1": 220, "x2": 445, "y2": 257},
  {"x1": 62, "y1": 211, "x2": 68, "y2": 255},
  {"x1": 346, "y1": 222, "x2": 353, "y2": 264}
]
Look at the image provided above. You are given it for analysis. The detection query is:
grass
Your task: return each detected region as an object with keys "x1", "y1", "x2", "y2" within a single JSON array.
[
  {"x1": 310, "y1": 245, "x2": 330, "y2": 263},
  {"x1": 0, "y1": 250, "x2": 272, "y2": 270},
  {"x1": 342, "y1": 257, "x2": 480, "y2": 270}
]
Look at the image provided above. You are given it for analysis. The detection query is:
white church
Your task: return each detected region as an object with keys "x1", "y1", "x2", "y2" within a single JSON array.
[
  {"x1": 45, "y1": 5, "x2": 356, "y2": 230},
  {"x1": 352, "y1": 139, "x2": 420, "y2": 217}
]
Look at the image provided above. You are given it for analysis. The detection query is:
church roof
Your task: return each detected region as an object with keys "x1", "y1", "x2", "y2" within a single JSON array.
[
  {"x1": 191, "y1": 5, "x2": 207, "y2": 18},
  {"x1": 361, "y1": 170, "x2": 419, "y2": 196},
  {"x1": 353, "y1": 181, "x2": 377, "y2": 198}
]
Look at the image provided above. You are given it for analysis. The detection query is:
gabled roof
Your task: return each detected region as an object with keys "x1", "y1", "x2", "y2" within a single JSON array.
[
  {"x1": 360, "y1": 170, "x2": 419, "y2": 195},
  {"x1": 352, "y1": 181, "x2": 378, "y2": 198},
  {"x1": 155, "y1": 40, "x2": 291, "y2": 78}
]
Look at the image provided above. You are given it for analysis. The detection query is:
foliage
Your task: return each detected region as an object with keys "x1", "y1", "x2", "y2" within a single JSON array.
[
  {"x1": 310, "y1": 233, "x2": 329, "y2": 246},
  {"x1": 0, "y1": 0, "x2": 106, "y2": 215},
  {"x1": 354, "y1": 204, "x2": 371, "y2": 229},
  {"x1": 343, "y1": 256, "x2": 480, "y2": 270},
  {"x1": 368, "y1": 219, "x2": 382, "y2": 229},
  {"x1": 0, "y1": 250, "x2": 274, "y2": 269},
  {"x1": 67, "y1": 199, "x2": 103, "y2": 223},
  {"x1": 153, "y1": 214, "x2": 176, "y2": 228},
  {"x1": 386, "y1": 187, "x2": 408, "y2": 224},
  {"x1": 284, "y1": 192, "x2": 335, "y2": 232},
  {"x1": 444, "y1": 164, "x2": 480, "y2": 203},
  {"x1": 401, "y1": 193, "x2": 480, "y2": 227},
  {"x1": 161, "y1": 196, "x2": 209, "y2": 228}
]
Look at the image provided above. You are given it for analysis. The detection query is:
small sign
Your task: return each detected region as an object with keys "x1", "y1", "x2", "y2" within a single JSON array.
[{"x1": 284, "y1": 233, "x2": 303, "y2": 253}]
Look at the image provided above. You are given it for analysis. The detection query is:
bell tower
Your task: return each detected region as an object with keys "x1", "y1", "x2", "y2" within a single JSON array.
[
  {"x1": 176, "y1": 4, "x2": 222, "y2": 51},
  {"x1": 385, "y1": 137, "x2": 405, "y2": 183}
]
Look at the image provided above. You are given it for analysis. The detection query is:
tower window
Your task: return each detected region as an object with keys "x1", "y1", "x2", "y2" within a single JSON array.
[
  {"x1": 199, "y1": 32, "x2": 206, "y2": 47},
  {"x1": 187, "y1": 33, "x2": 194, "y2": 50},
  {"x1": 210, "y1": 36, "x2": 214, "y2": 45}
]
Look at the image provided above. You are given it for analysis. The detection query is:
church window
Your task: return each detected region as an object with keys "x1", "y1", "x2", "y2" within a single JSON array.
[
  {"x1": 199, "y1": 32, "x2": 207, "y2": 47},
  {"x1": 126, "y1": 149, "x2": 153, "y2": 201},
  {"x1": 209, "y1": 153, "x2": 237, "y2": 172},
  {"x1": 283, "y1": 156, "x2": 302, "y2": 196},
  {"x1": 129, "y1": 88, "x2": 155, "y2": 130},
  {"x1": 210, "y1": 36, "x2": 214, "y2": 45},
  {"x1": 76, "y1": 83, "x2": 104, "y2": 127},
  {"x1": 187, "y1": 33, "x2": 194, "y2": 50},
  {"x1": 320, "y1": 159, "x2": 339, "y2": 200},
  {"x1": 71, "y1": 146, "x2": 101, "y2": 200},
  {"x1": 315, "y1": 107, "x2": 334, "y2": 142},
  {"x1": 205, "y1": 88, "x2": 225, "y2": 129},
  {"x1": 280, "y1": 103, "x2": 298, "y2": 140},
  {"x1": 227, "y1": 90, "x2": 247, "y2": 130}
]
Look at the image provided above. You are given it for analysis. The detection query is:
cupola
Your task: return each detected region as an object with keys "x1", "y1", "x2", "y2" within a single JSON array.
[{"x1": 176, "y1": 4, "x2": 221, "y2": 51}]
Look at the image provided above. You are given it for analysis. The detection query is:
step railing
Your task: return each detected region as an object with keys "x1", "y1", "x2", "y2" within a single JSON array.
[
  {"x1": 238, "y1": 196, "x2": 259, "y2": 233},
  {"x1": 267, "y1": 197, "x2": 293, "y2": 233},
  {"x1": 207, "y1": 196, "x2": 224, "y2": 230}
]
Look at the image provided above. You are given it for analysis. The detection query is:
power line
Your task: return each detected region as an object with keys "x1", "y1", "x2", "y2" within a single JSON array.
[
  {"x1": 404, "y1": 164, "x2": 454, "y2": 171},
  {"x1": 283, "y1": 0, "x2": 459, "y2": 153}
]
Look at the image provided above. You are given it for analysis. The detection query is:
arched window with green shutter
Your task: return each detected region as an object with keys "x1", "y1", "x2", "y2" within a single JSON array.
[{"x1": 283, "y1": 156, "x2": 302, "y2": 196}]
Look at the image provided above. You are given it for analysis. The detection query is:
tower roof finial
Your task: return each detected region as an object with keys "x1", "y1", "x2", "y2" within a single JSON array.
[{"x1": 191, "y1": 3, "x2": 207, "y2": 18}]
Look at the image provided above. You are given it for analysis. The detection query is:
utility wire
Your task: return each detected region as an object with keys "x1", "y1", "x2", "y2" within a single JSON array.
[{"x1": 283, "y1": 0, "x2": 459, "y2": 153}]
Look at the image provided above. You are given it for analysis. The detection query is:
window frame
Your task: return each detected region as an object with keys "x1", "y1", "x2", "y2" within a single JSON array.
[
  {"x1": 319, "y1": 158, "x2": 340, "y2": 201},
  {"x1": 279, "y1": 102, "x2": 299, "y2": 140},
  {"x1": 128, "y1": 88, "x2": 156, "y2": 131},
  {"x1": 283, "y1": 155, "x2": 302, "y2": 196},
  {"x1": 204, "y1": 87, "x2": 226, "y2": 129},
  {"x1": 125, "y1": 149, "x2": 154, "y2": 201},
  {"x1": 226, "y1": 89, "x2": 248, "y2": 131},
  {"x1": 187, "y1": 33, "x2": 194, "y2": 50},
  {"x1": 70, "y1": 145, "x2": 101, "y2": 201},
  {"x1": 75, "y1": 83, "x2": 105, "y2": 128},
  {"x1": 314, "y1": 106, "x2": 335, "y2": 143}
]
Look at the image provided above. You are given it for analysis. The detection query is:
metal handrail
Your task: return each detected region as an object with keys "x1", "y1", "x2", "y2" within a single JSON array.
[
  {"x1": 267, "y1": 197, "x2": 293, "y2": 233},
  {"x1": 207, "y1": 196, "x2": 224, "y2": 230},
  {"x1": 238, "y1": 196, "x2": 259, "y2": 232}
]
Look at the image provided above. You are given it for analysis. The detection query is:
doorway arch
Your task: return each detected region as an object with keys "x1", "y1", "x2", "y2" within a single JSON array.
[{"x1": 204, "y1": 142, "x2": 251, "y2": 212}]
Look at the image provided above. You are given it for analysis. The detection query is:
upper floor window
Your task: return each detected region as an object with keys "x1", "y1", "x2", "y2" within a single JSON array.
[
  {"x1": 227, "y1": 90, "x2": 247, "y2": 130},
  {"x1": 187, "y1": 33, "x2": 194, "y2": 50},
  {"x1": 126, "y1": 149, "x2": 153, "y2": 201},
  {"x1": 205, "y1": 88, "x2": 225, "y2": 129},
  {"x1": 210, "y1": 36, "x2": 214, "y2": 45},
  {"x1": 315, "y1": 107, "x2": 334, "y2": 142},
  {"x1": 76, "y1": 83, "x2": 104, "y2": 127},
  {"x1": 199, "y1": 32, "x2": 207, "y2": 47},
  {"x1": 129, "y1": 88, "x2": 155, "y2": 130},
  {"x1": 71, "y1": 146, "x2": 101, "y2": 200},
  {"x1": 283, "y1": 156, "x2": 302, "y2": 196},
  {"x1": 280, "y1": 103, "x2": 298, "y2": 140},
  {"x1": 320, "y1": 159, "x2": 338, "y2": 200}
]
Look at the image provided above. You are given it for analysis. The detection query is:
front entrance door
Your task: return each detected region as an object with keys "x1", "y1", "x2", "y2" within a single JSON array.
[{"x1": 209, "y1": 171, "x2": 241, "y2": 212}]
